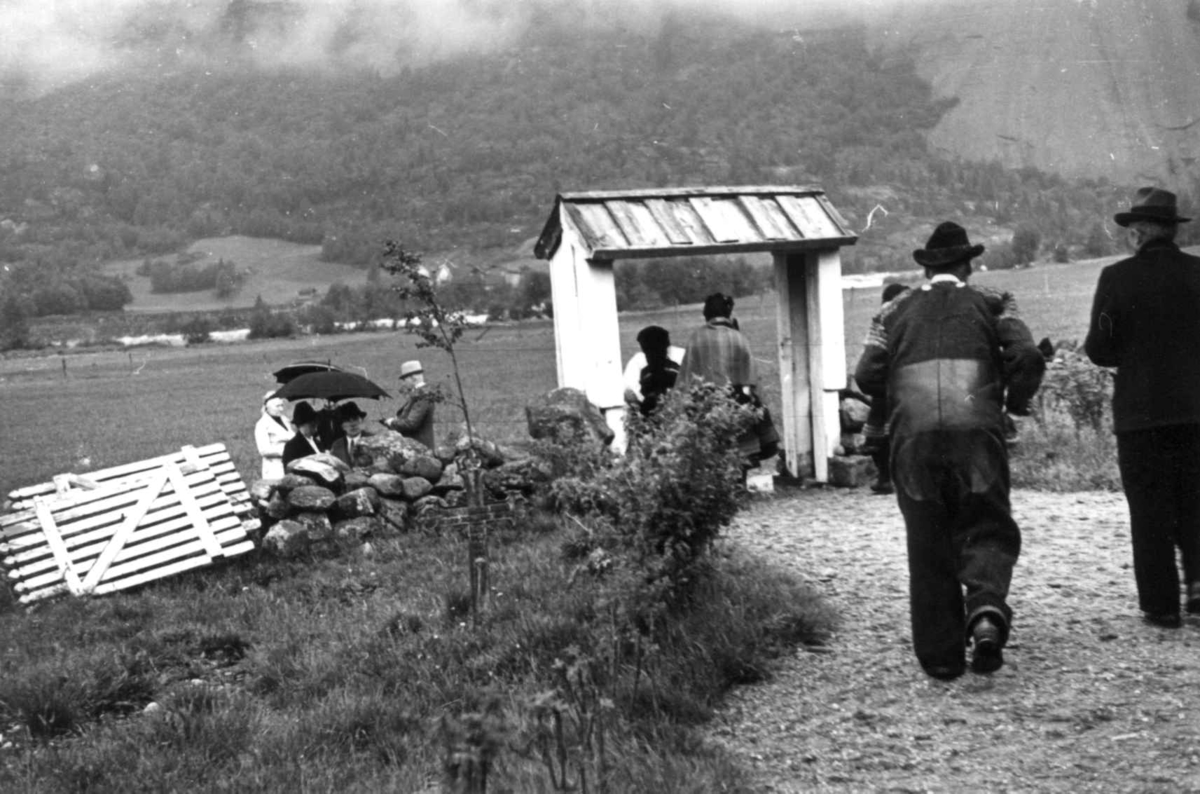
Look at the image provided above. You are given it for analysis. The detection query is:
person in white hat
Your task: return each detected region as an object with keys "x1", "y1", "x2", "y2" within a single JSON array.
[
  {"x1": 254, "y1": 391, "x2": 293, "y2": 479},
  {"x1": 384, "y1": 360, "x2": 437, "y2": 448}
]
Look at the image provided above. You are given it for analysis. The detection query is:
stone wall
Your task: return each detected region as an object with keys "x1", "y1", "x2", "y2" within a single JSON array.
[{"x1": 250, "y1": 429, "x2": 549, "y2": 558}]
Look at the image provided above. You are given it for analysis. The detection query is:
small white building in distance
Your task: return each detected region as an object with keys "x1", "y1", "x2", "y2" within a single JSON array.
[{"x1": 534, "y1": 185, "x2": 857, "y2": 482}]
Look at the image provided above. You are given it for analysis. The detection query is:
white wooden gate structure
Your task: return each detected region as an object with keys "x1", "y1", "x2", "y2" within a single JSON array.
[
  {"x1": 534, "y1": 186, "x2": 857, "y2": 481},
  {"x1": 1, "y1": 443, "x2": 258, "y2": 604}
]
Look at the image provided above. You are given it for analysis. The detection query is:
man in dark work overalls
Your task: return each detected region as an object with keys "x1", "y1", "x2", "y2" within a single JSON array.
[{"x1": 854, "y1": 222, "x2": 1045, "y2": 680}]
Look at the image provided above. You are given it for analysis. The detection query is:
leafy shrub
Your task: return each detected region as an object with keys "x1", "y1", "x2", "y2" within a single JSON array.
[
  {"x1": 548, "y1": 382, "x2": 753, "y2": 607},
  {"x1": 1036, "y1": 340, "x2": 1112, "y2": 434}
]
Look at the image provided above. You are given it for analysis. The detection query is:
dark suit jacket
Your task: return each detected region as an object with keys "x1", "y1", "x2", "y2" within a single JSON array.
[
  {"x1": 1085, "y1": 240, "x2": 1200, "y2": 433},
  {"x1": 329, "y1": 430, "x2": 373, "y2": 468},
  {"x1": 391, "y1": 388, "x2": 437, "y2": 448},
  {"x1": 282, "y1": 431, "x2": 323, "y2": 468}
]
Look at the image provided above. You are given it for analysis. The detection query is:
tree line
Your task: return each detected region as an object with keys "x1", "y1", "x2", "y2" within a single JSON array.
[{"x1": 1, "y1": 9, "x2": 1193, "y2": 340}]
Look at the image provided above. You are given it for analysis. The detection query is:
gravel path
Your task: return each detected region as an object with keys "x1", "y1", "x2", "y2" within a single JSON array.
[{"x1": 710, "y1": 487, "x2": 1200, "y2": 793}]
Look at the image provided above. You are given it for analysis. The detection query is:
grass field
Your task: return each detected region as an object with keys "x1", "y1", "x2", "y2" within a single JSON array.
[
  {"x1": 100, "y1": 236, "x2": 371, "y2": 313},
  {"x1": 1, "y1": 252, "x2": 1125, "y2": 499},
  {"x1": 0, "y1": 254, "x2": 1132, "y2": 791}
]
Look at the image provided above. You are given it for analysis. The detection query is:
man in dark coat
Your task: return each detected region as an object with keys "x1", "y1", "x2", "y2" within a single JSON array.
[
  {"x1": 383, "y1": 360, "x2": 437, "y2": 449},
  {"x1": 855, "y1": 221, "x2": 1045, "y2": 679},
  {"x1": 1085, "y1": 187, "x2": 1200, "y2": 628},
  {"x1": 329, "y1": 401, "x2": 374, "y2": 468},
  {"x1": 282, "y1": 401, "x2": 325, "y2": 468}
]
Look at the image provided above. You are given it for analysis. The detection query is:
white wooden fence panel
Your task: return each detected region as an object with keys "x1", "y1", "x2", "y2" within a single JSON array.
[{"x1": 0, "y1": 443, "x2": 258, "y2": 604}]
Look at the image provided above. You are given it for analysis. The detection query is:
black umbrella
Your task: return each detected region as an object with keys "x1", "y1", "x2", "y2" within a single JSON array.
[
  {"x1": 272, "y1": 359, "x2": 345, "y2": 384},
  {"x1": 272, "y1": 371, "x2": 390, "y2": 402}
]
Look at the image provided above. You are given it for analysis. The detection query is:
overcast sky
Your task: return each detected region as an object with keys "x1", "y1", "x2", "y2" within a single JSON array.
[{"x1": 0, "y1": 0, "x2": 927, "y2": 93}]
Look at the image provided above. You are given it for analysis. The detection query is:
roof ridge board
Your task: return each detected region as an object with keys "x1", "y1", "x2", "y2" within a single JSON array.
[{"x1": 557, "y1": 185, "x2": 826, "y2": 201}]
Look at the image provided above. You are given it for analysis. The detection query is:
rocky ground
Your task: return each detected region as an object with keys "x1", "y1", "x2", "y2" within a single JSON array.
[{"x1": 710, "y1": 487, "x2": 1200, "y2": 793}]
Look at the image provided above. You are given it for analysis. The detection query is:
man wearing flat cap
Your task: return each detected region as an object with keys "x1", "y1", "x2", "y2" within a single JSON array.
[
  {"x1": 855, "y1": 221, "x2": 1045, "y2": 680},
  {"x1": 384, "y1": 360, "x2": 437, "y2": 448},
  {"x1": 1085, "y1": 187, "x2": 1200, "y2": 628}
]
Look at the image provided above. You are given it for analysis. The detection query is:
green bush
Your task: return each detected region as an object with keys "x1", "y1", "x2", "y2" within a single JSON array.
[
  {"x1": 548, "y1": 382, "x2": 753, "y2": 608},
  {"x1": 1036, "y1": 340, "x2": 1112, "y2": 434}
]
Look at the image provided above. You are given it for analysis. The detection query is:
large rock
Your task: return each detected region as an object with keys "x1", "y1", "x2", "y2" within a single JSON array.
[
  {"x1": 401, "y1": 476, "x2": 434, "y2": 501},
  {"x1": 262, "y1": 519, "x2": 309, "y2": 559},
  {"x1": 827, "y1": 455, "x2": 876, "y2": 488},
  {"x1": 482, "y1": 458, "x2": 551, "y2": 496},
  {"x1": 368, "y1": 473, "x2": 408, "y2": 498},
  {"x1": 288, "y1": 455, "x2": 348, "y2": 490},
  {"x1": 334, "y1": 516, "x2": 379, "y2": 544},
  {"x1": 398, "y1": 454, "x2": 444, "y2": 481},
  {"x1": 526, "y1": 388, "x2": 615, "y2": 447},
  {"x1": 277, "y1": 474, "x2": 314, "y2": 493},
  {"x1": 287, "y1": 485, "x2": 337, "y2": 511},
  {"x1": 431, "y1": 462, "x2": 465, "y2": 496},
  {"x1": 356, "y1": 429, "x2": 431, "y2": 470},
  {"x1": 344, "y1": 471, "x2": 373, "y2": 491},
  {"x1": 378, "y1": 498, "x2": 410, "y2": 533},
  {"x1": 249, "y1": 479, "x2": 277, "y2": 504},
  {"x1": 293, "y1": 510, "x2": 334, "y2": 541},
  {"x1": 334, "y1": 487, "x2": 381, "y2": 520},
  {"x1": 263, "y1": 491, "x2": 291, "y2": 521}
]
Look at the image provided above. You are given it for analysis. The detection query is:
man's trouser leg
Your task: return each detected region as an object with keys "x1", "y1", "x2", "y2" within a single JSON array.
[
  {"x1": 951, "y1": 482, "x2": 1021, "y2": 642},
  {"x1": 1168, "y1": 426, "x2": 1200, "y2": 591},
  {"x1": 1119, "y1": 428, "x2": 1186, "y2": 616},
  {"x1": 898, "y1": 489, "x2": 966, "y2": 673}
]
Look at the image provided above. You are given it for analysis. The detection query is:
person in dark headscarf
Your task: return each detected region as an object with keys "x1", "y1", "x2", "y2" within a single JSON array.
[{"x1": 627, "y1": 325, "x2": 682, "y2": 416}]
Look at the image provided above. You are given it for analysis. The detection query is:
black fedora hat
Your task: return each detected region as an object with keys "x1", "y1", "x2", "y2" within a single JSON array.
[
  {"x1": 292, "y1": 401, "x2": 318, "y2": 426},
  {"x1": 336, "y1": 401, "x2": 367, "y2": 422},
  {"x1": 1114, "y1": 187, "x2": 1191, "y2": 227},
  {"x1": 913, "y1": 222, "x2": 986, "y2": 269}
]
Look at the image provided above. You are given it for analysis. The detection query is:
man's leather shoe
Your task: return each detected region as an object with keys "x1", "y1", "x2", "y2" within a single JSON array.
[
  {"x1": 1143, "y1": 611, "x2": 1182, "y2": 628},
  {"x1": 970, "y1": 616, "x2": 1004, "y2": 673},
  {"x1": 923, "y1": 663, "x2": 964, "y2": 681}
]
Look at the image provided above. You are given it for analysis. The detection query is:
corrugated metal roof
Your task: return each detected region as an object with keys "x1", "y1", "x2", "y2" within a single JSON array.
[{"x1": 535, "y1": 185, "x2": 857, "y2": 260}]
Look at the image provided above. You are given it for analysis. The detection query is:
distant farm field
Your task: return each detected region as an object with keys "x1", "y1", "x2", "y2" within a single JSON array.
[
  {"x1": 0, "y1": 253, "x2": 1127, "y2": 499},
  {"x1": 101, "y1": 236, "x2": 371, "y2": 312}
]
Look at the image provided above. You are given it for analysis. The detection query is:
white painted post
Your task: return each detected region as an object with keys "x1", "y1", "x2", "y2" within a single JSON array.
[
  {"x1": 805, "y1": 249, "x2": 847, "y2": 482},
  {"x1": 547, "y1": 211, "x2": 627, "y2": 451},
  {"x1": 773, "y1": 252, "x2": 814, "y2": 478}
]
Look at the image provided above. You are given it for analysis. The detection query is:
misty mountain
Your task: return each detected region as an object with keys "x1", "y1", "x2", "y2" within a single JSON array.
[
  {"x1": 868, "y1": 0, "x2": 1200, "y2": 185},
  {"x1": 2, "y1": 0, "x2": 1192, "y2": 316}
]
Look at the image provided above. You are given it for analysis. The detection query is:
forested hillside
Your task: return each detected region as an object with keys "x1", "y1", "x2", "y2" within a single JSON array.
[{"x1": 0, "y1": 7, "x2": 1186, "y2": 322}]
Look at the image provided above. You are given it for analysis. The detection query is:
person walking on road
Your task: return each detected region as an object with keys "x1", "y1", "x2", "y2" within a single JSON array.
[
  {"x1": 854, "y1": 221, "x2": 1045, "y2": 679},
  {"x1": 1084, "y1": 187, "x2": 1200, "y2": 628}
]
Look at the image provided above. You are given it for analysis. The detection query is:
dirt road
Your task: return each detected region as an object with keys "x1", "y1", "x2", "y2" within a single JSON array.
[{"x1": 711, "y1": 487, "x2": 1200, "y2": 793}]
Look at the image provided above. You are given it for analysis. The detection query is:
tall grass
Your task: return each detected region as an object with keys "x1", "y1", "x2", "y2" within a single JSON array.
[{"x1": 0, "y1": 509, "x2": 834, "y2": 791}]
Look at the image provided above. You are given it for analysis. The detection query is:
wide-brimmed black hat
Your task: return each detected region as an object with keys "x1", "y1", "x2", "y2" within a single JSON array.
[
  {"x1": 336, "y1": 401, "x2": 367, "y2": 422},
  {"x1": 913, "y1": 222, "x2": 986, "y2": 269},
  {"x1": 1114, "y1": 187, "x2": 1191, "y2": 227},
  {"x1": 292, "y1": 401, "x2": 318, "y2": 426}
]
